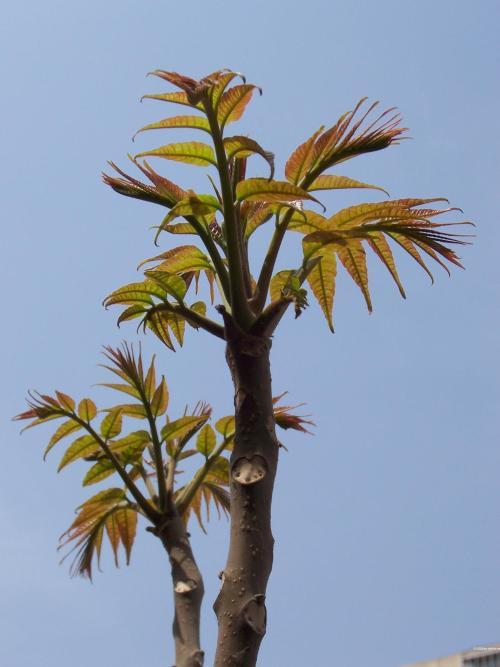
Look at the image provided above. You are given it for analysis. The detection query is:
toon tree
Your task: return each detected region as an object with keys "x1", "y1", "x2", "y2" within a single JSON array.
[{"x1": 16, "y1": 69, "x2": 470, "y2": 667}]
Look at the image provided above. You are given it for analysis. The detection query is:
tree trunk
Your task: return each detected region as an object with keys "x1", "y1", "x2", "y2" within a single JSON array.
[
  {"x1": 155, "y1": 514, "x2": 205, "y2": 667},
  {"x1": 213, "y1": 335, "x2": 279, "y2": 666}
]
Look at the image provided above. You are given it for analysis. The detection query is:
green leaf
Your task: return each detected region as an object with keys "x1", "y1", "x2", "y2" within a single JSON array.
[
  {"x1": 78, "y1": 398, "x2": 97, "y2": 422},
  {"x1": 144, "y1": 271, "x2": 187, "y2": 301},
  {"x1": 215, "y1": 415, "x2": 235, "y2": 439},
  {"x1": 133, "y1": 115, "x2": 210, "y2": 139},
  {"x1": 82, "y1": 459, "x2": 116, "y2": 486},
  {"x1": 223, "y1": 136, "x2": 274, "y2": 179},
  {"x1": 325, "y1": 199, "x2": 448, "y2": 230},
  {"x1": 162, "y1": 415, "x2": 208, "y2": 443},
  {"x1": 104, "y1": 281, "x2": 166, "y2": 308},
  {"x1": 135, "y1": 142, "x2": 216, "y2": 167},
  {"x1": 113, "y1": 404, "x2": 147, "y2": 419},
  {"x1": 44, "y1": 420, "x2": 82, "y2": 460},
  {"x1": 139, "y1": 245, "x2": 213, "y2": 274},
  {"x1": 141, "y1": 91, "x2": 200, "y2": 108},
  {"x1": 110, "y1": 430, "x2": 150, "y2": 454},
  {"x1": 270, "y1": 270, "x2": 298, "y2": 302},
  {"x1": 288, "y1": 209, "x2": 330, "y2": 235},
  {"x1": 196, "y1": 424, "x2": 216, "y2": 457},
  {"x1": 99, "y1": 383, "x2": 141, "y2": 399},
  {"x1": 144, "y1": 357, "x2": 156, "y2": 400},
  {"x1": 143, "y1": 310, "x2": 175, "y2": 350},
  {"x1": 306, "y1": 252, "x2": 336, "y2": 331},
  {"x1": 307, "y1": 174, "x2": 388, "y2": 195},
  {"x1": 151, "y1": 377, "x2": 169, "y2": 416},
  {"x1": 100, "y1": 407, "x2": 123, "y2": 440},
  {"x1": 58, "y1": 434, "x2": 100, "y2": 472},
  {"x1": 117, "y1": 305, "x2": 147, "y2": 327},
  {"x1": 236, "y1": 178, "x2": 322, "y2": 206},
  {"x1": 217, "y1": 84, "x2": 258, "y2": 128}
]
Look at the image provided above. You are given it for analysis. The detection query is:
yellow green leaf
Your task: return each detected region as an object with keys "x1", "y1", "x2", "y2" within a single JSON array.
[
  {"x1": 140, "y1": 245, "x2": 213, "y2": 274},
  {"x1": 100, "y1": 407, "x2": 123, "y2": 440},
  {"x1": 144, "y1": 271, "x2": 187, "y2": 301},
  {"x1": 196, "y1": 424, "x2": 216, "y2": 457},
  {"x1": 141, "y1": 91, "x2": 199, "y2": 108},
  {"x1": 223, "y1": 136, "x2": 274, "y2": 179},
  {"x1": 143, "y1": 357, "x2": 156, "y2": 401},
  {"x1": 135, "y1": 141, "x2": 216, "y2": 167},
  {"x1": 43, "y1": 420, "x2": 82, "y2": 460},
  {"x1": 133, "y1": 115, "x2": 210, "y2": 140},
  {"x1": 151, "y1": 376, "x2": 169, "y2": 416},
  {"x1": 307, "y1": 252, "x2": 336, "y2": 331},
  {"x1": 83, "y1": 459, "x2": 116, "y2": 486},
  {"x1": 161, "y1": 415, "x2": 208, "y2": 443},
  {"x1": 337, "y1": 241, "x2": 372, "y2": 311},
  {"x1": 270, "y1": 270, "x2": 295, "y2": 302},
  {"x1": 104, "y1": 281, "x2": 166, "y2": 308},
  {"x1": 217, "y1": 84, "x2": 257, "y2": 128},
  {"x1": 236, "y1": 178, "x2": 321, "y2": 205},
  {"x1": 78, "y1": 398, "x2": 97, "y2": 422},
  {"x1": 215, "y1": 415, "x2": 235, "y2": 440},
  {"x1": 285, "y1": 126, "x2": 324, "y2": 185},
  {"x1": 58, "y1": 434, "x2": 100, "y2": 472},
  {"x1": 308, "y1": 174, "x2": 388, "y2": 195},
  {"x1": 367, "y1": 233, "x2": 406, "y2": 298}
]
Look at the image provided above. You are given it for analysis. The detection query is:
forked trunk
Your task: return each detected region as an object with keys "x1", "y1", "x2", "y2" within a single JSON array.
[
  {"x1": 214, "y1": 335, "x2": 279, "y2": 666},
  {"x1": 156, "y1": 514, "x2": 205, "y2": 667}
]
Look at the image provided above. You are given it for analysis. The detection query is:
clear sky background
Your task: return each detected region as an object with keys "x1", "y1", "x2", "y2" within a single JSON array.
[{"x1": 2, "y1": 1, "x2": 499, "y2": 666}]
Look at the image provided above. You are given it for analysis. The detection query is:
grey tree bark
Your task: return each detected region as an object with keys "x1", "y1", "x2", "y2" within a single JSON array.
[
  {"x1": 154, "y1": 513, "x2": 205, "y2": 667},
  {"x1": 213, "y1": 332, "x2": 279, "y2": 666}
]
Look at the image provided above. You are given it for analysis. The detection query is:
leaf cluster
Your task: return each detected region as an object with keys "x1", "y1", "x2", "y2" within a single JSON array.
[
  {"x1": 15, "y1": 343, "x2": 311, "y2": 578},
  {"x1": 102, "y1": 69, "x2": 471, "y2": 341}
]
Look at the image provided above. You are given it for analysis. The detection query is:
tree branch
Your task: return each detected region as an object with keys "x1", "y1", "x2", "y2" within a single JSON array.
[
  {"x1": 184, "y1": 214, "x2": 231, "y2": 302},
  {"x1": 175, "y1": 437, "x2": 232, "y2": 516},
  {"x1": 74, "y1": 416, "x2": 160, "y2": 523},
  {"x1": 155, "y1": 301, "x2": 226, "y2": 340},
  {"x1": 202, "y1": 98, "x2": 254, "y2": 329}
]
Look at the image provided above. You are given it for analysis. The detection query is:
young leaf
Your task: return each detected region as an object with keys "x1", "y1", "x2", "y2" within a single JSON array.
[
  {"x1": 139, "y1": 245, "x2": 213, "y2": 274},
  {"x1": 161, "y1": 415, "x2": 209, "y2": 443},
  {"x1": 55, "y1": 391, "x2": 75, "y2": 412},
  {"x1": 307, "y1": 174, "x2": 388, "y2": 195},
  {"x1": 236, "y1": 178, "x2": 321, "y2": 205},
  {"x1": 78, "y1": 398, "x2": 97, "y2": 422},
  {"x1": 58, "y1": 434, "x2": 100, "y2": 472},
  {"x1": 104, "y1": 281, "x2": 166, "y2": 308},
  {"x1": 100, "y1": 407, "x2": 123, "y2": 440},
  {"x1": 133, "y1": 115, "x2": 210, "y2": 140},
  {"x1": 151, "y1": 377, "x2": 169, "y2": 417},
  {"x1": 217, "y1": 84, "x2": 258, "y2": 128},
  {"x1": 215, "y1": 415, "x2": 235, "y2": 440},
  {"x1": 285, "y1": 126, "x2": 324, "y2": 185},
  {"x1": 337, "y1": 241, "x2": 372, "y2": 312},
  {"x1": 306, "y1": 252, "x2": 337, "y2": 332},
  {"x1": 223, "y1": 136, "x2": 275, "y2": 179},
  {"x1": 115, "y1": 508, "x2": 138, "y2": 564},
  {"x1": 196, "y1": 424, "x2": 216, "y2": 457},
  {"x1": 135, "y1": 142, "x2": 216, "y2": 167},
  {"x1": 82, "y1": 459, "x2": 116, "y2": 486},
  {"x1": 144, "y1": 271, "x2": 188, "y2": 302},
  {"x1": 44, "y1": 420, "x2": 82, "y2": 460}
]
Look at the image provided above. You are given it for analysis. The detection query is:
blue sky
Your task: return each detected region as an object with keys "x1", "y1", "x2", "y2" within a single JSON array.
[{"x1": 2, "y1": 1, "x2": 499, "y2": 666}]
